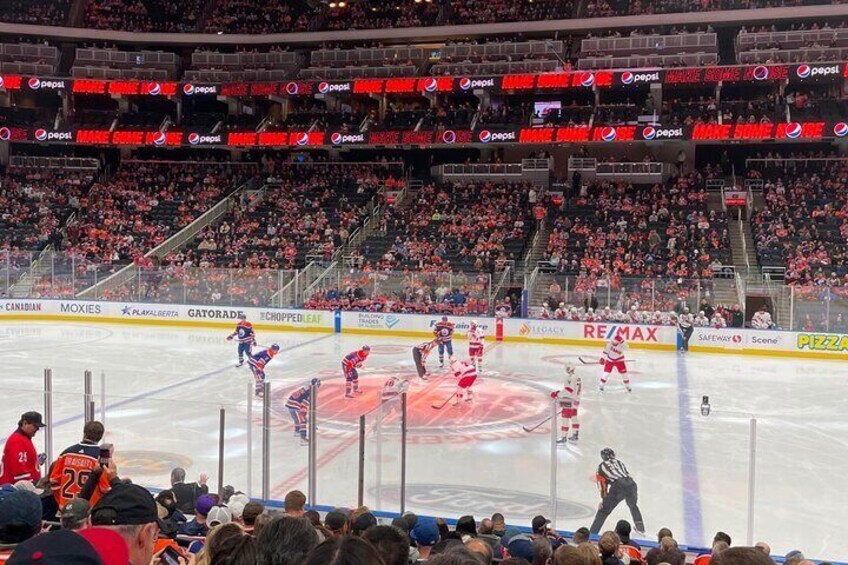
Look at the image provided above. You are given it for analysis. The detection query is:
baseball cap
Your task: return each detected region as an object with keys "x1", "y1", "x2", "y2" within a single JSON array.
[
  {"x1": 532, "y1": 515, "x2": 550, "y2": 533},
  {"x1": 507, "y1": 533, "x2": 535, "y2": 561},
  {"x1": 409, "y1": 519, "x2": 440, "y2": 546},
  {"x1": 207, "y1": 506, "x2": 232, "y2": 527},
  {"x1": 352, "y1": 511, "x2": 377, "y2": 534},
  {"x1": 227, "y1": 494, "x2": 250, "y2": 520},
  {"x1": 90, "y1": 484, "x2": 160, "y2": 527},
  {"x1": 19, "y1": 412, "x2": 45, "y2": 428},
  {"x1": 0, "y1": 488, "x2": 42, "y2": 540},
  {"x1": 8, "y1": 529, "x2": 103, "y2": 564},
  {"x1": 195, "y1": 494, "x2": 216, "y2": 516},
  {"x1": 61, "y1": 499, "x2": 92, "y2": 529},
  {"x1": 77, "y1": 528, "x2": 130, "y2": 565},
  {"x1": 325, "y1": 510, "x2": 349, "y2": 532}
]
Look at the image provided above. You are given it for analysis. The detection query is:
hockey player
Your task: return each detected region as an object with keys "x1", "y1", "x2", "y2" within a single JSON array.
[
  {"x1": 227, "y1": 313, "x2": 256, "y2": 367},
  {"x1": 694, "y1": 310, "x2": 710, "y2": 327},
  {"x1": 590, "y1": 448, "x2": 645, "y2": 535},
  {"x1": 285, "y1": 379, "x2": 319, "y2": 445},
  {"x1": 751, "y1": 305, "x2": 775, "y2": 329},
  {"x1": 449, "y1": 356, "x2": 478, "y2": 406},
  {"x1": 467, "y1": 321, "x2": 485, "y2": 370},
  {"x1": 551, "y1": 365, "x2": 582, "y2": 445},
  {"x1": 412, "y1": 340, "x2": 437, "y2": 380},
  {"x1": 678, "y1": 307, "x2": 694, "y2": 352},
  {"x1": 433, "y1": 316, "x2": 455, "y2": 367},
  {"x1": 381, "y1": 375, "x2": 409, "y2": 403},
  {"x1": 248, "y1": 344, "x2": 280, "y2": 397},
  {"x1": 342, "y1": 345, "x2": 371, "y2": 398},
  {"x1": 600, "y1": 334, "x2": 630, "y2": 392},
  {"x1": 711, "y1": 311, "x2": 727, "y2": 328}
]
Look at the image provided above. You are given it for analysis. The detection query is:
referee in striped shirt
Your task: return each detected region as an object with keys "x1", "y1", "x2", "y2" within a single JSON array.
[{"x1": 589, "y1": 448, "x2": 645, "y2": 535}]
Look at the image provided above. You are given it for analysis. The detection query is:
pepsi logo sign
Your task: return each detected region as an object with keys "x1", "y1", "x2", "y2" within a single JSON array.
[
  {"x1": 182, "y1": 84, "x2": 216, "y2": 96},
  {"x1": 600, "y1": 127, "x2": 617, "y2": 142},
  {"x1": 187, "y1": 133, "x2": 200, "y2": 145},
  {"x1": 0, "y1": 77, "x2": 5, "y2": 89},
  {"x1": 28, "y1": 77, "x2": 40, "y2": 90},
  {"x1": 295, "y1": 133, "x2": 310, "y2": 146},
  {"x1": 797, "y1": 64, "x2": 839, "y2": 78},
  {"x1": 152, "y1": 132, "x2": 167, "y2": 146},
  {"x1": 642, "y1": 126, "x2": 656, "y2": 140},
  {"x1": 459, "y1": 77, "x2": 472, "y2": 90},
  {"x1": 442, "y1": 130, "x2": 457, "y2": 144},
  {"x1": 183, "y1": 83, "x2": 194, "y2": 95},
  {"x1": 317, "y1": 82, "x2": 351, "y2": 94},
  {"x1": 318, "y1": 81, "x2": 330, "y2": 94},
  {"x1": 34, "y1": 128, "x2": 48, "y2": 141},
  {"x1": 796, "y1": 65, "x2": 811, "y2": 79},
  {"x1": 753, "y1": 66, "x2": 770, "y2": 81},
  {"x1": 784, "y1": 122, "x2": 803, "y2": 139},
  {"x1": 621, "y1": 72, "x2": 634, "y2": 85},
  {"x1": 187, "y1": 133, "x2": 222, "y2": 145},
  {"x1": 477, "y1": 130, "x2": 516, "y2": 143},
  {"x1": 285, "y1": 82, "x2": 299, "y2": 95},
  {"x1": 330, "y1": 132, "x2": 342, "y2": 145},
  {"x1": 423, "y1": 78, "x2": 439, "y2": 93},
  {"x1": 32, "y1": 129, "x2": 72, "y2": 141},
  {"x1": 0, "y1": 127, "x2": 10, "y2": 141},
  {"x1": 641, "y1": 126, "x2": 683, "y2": 140},
  {"x1": 459, "y1": 78, "x2": 495, "y2": 90},
  {"x1": 147, "y1": 82, "x2": 161, "y2": 95},
  {"x1": 579, "y1": 72, "x2": 595, "y2": 87},
  {"x1": 833, "y1": 122, "x2": 848, "y2": 137}
]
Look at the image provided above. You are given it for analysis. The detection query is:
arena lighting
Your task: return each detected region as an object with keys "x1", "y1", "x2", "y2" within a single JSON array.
[
  {"x1": 329, "y1": 2, "x2": 336, "y2": 7},
  {"x1": 338, "y1": 1, "x2": 346, "y2": 6}
]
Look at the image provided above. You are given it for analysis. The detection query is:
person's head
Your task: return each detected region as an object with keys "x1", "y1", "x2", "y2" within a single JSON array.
[
  {"x1": 572, "y1": 527, "x2": 590, "y2": 545},
  {"x1": 253, "y1": 512, "x2": 273, "y2": 538},
  {"x1": 284, "y1": 490, "x2": 307, "y2": 516},
  {"x1": 427, "y1": 548, "x2": 480, "y2": 565},
  {"x1": 0, "y1": 488, "x2": 42, "y2": 545},
  {"x1": 712, "y1": 547, "x2": 777, "y2": 565},
  {"x1": 656, "y1": 547, "x2": 686, "y2": 565},
  {"x1": 83, "y1": 420, "x2": 105, "y2": 443},
  {"x1": 531, "y1": 515, "x2": 551, "y2": 537},
  {"x1": 208, "y1": 505, "x2": 233, "y2": 528},
  {"x1": 242, "y1": 502, "x2": 265, "y2": 529},
  {"x1": 575, "y1": 543, "x2": 601, "y2": 565},
  {"x1": 598, "y1": 531, "x2": 620, "y2": 557},
  {"x1": 7, "y1": 528, "x2": 109, "y2": 563},
  {"x1": 256, "y1": 515, "x2": 319, "y2": 565},
  {"x1": 324, "y1": 510, "x2": 350, "y2": 536},
  {"x1": 656, "y1": 528, "x2": 673, "y2": 543},
  {"x1": 465, "y1": 538, "x2": 493, "y2": 564},
  {"x1": 456, "y1": 515, "x2": 477, "y2": 538},
  {"x1": 501, "y1": 558, "x2": 533, "y2": 565},
  {"x1": 196, "y1": 494, "x2": 217, "y2": 519},
  {"x1": 206, "y1": 522, "x2": 256, "y2": 565},
  {"x1": 553, "y1": 545, "x2": 583, "y2": 565},
  {"x1": 170, "y1": 467, "x2": 186, "y2": 486},
  {"x1": 305, "y1": 510, "x2": 321, "y2": 528},
  {"x1": 60, "y1": 498, "x2": 92, "y2": 531},
  {"x1": 17, "y1": 411, "x2": 45, "y2": 439},
  {"x1": 614, "y1": 520, "x2": 631, "y2": 542},
  {"x1": 491, "y1": 513, "x2": 505, "y2": 533},
  {"x1": 431, "y1": 539, "x2": 464, "y2": 556},
  {"x1": 362, "y1": 525, "x2": 409, "y2": 565},
  {"x1": 411, "y1": 518, "x2": 440, "y2": 551},
  {"x1": 302, "y1": 534, "x2": 386, "y2": 565},
  {"x1": 90, "y1": 483, "x2": 161, "y2": 565},
  {"x1": 659, "y1": 536, "x2": 679, "y2": 551},
  {"x1": 712, "y1": 540, "x2": 730, "y2": 555},
  {"x1": 479, "y1": 518, "x2": 494, "y2": 535},
  {"x1": 784, "y1": 550, "x2": 805, "y2": 565},
  {"x1": 351, "y1": 512, "x2": 377, "y2": 536},
  {"x1": 713, "y1": 531, "x2": 732, "y2": 546},
  {"x1": 531, "y1": 537, "x2": 552, "y2": 565},
  {"x1": 227, "y1": 493, "x2": 251, "y2": 523},
  {"x1": 755, "y1": 542, "x2": 771, "y2": 555},
  {"x1": 506, "y1": 533, "x2": 535, "y2": 562}
]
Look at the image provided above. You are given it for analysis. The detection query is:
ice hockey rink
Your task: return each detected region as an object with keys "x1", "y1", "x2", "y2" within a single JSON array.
[{"x1": 1, "y1": 321, "x2": 846, "y2": 561}]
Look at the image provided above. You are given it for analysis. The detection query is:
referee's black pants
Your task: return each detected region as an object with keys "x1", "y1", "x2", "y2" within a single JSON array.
[
  {"x1": 680, "y1": 325, "x2": 694, "y2": 351},
  {"x1": 590, "y1": 477, "x2": 645, "y2": 534},
  {"x1": 412, "y1": 347, "x2": 426, "y2": 378}
]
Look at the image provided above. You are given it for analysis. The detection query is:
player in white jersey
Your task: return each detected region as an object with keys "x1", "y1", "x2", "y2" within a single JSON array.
[
  {"x1": 751, "y1": 306, "x2": 775, "y2": 329},
  {"x1": 449, "y1": 356, "x2": 478, "y2": 406},
  {"x1": 711, "y1": 312, "x2": 727, "y2": 328},
  {"x1": 381, "y1": 376, "x2": 409, "y2": 403},
  {"x1": 600, "y1": 334, "x2": 630, "y2": 392},
  {"x1": 551, "y1": 365, "x2": 583, "y2": 445},
  {"x1": 467, "y1": 321, "x2": 485, "y2": 370},
  {"x1": 694, "y1": 311, "x2": 710, "y2": 327}
]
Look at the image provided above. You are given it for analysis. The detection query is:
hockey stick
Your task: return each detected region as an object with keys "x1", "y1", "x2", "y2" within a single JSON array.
[
  {"x1": 431, "y1": 393, "x2": 456, "y2": 410},
  {"x1": 522, "y1": 415, "x2": 553, "y2": 433},
  {"x1": 578, "y1": 356, "x2": 636, "y2": 365}
]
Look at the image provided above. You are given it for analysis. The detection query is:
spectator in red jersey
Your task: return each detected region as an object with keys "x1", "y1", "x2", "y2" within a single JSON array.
[{"x1": 0, "y1": 412, "x2": 45, "y2": 486}]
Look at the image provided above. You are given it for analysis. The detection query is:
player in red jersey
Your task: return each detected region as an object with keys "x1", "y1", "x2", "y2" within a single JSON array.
[
  {"x1": 600, "y1": 334, "x2": 630, "y2": 392},
  {"x1": 466, "y1": 321, "x2": 485, "y2": 371},
  {"x1": 449, "y1": 356, "x2": 478, "y2": 406}
]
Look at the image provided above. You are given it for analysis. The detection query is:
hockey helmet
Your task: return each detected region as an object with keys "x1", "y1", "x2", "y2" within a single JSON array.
[
  {"x1": 270, "y1": 344, "x2": 280, "y2": 353},
  {"x1": 441, "y1": 315, "x2": 449, "y2": 322},
  {"x1": 612, "y1": 334, "x2": 624, "y2": 344},
  {"x1": 238, "y1": 313, "x2": 247, "y2": 320},
  {"x1": 601, "y1": 448, "x2": 615, "y2": 461},
  {"x1": 311, "y1": 378, "x2": 321, "y2": 388},
  {"x1": 361, "y1": 345, "x2": 371, "y2": 352},
  {"x1": 565, "y1": 364, "x2": 576, "y2": 377},
  {"x1": 469, "y1": 320, "x2": 477, "y2": 328}
]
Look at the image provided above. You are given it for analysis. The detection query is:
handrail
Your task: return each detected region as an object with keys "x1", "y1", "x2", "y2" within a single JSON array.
[
  {"x1": 301, "y1": 261, "x2": 338, "y2": 303},
  {"x1": 739, "y1": 216, "x2": 751, "y2": 277},
  {"x1": 489, "y1": 265, "x2": 512, "y2": 314}
]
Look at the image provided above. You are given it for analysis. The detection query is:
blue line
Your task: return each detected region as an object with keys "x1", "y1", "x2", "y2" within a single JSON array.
[
  {"x1": 3, "y1": 333, "x2": 336, "y2": 441},
  {"x1": 676, "y1": 353, "x2": 704, "y2": 544}
]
